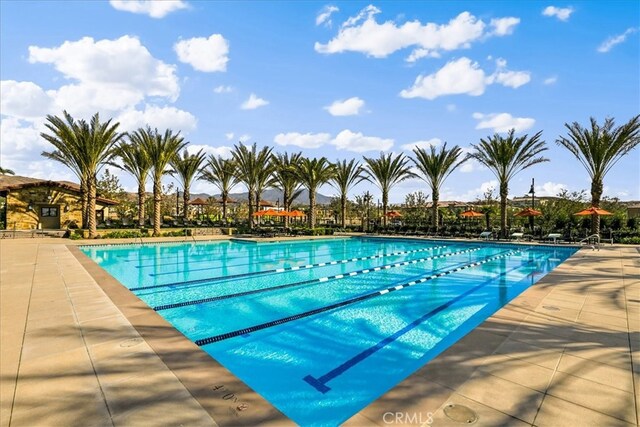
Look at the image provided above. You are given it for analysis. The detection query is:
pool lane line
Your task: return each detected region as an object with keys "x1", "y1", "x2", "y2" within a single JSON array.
[
  {"x1": 194, "y1": 248, "x2": 521, "y2": 346},
  {"x1": 303, "y1": 247, "x2": 539, "y2": 394},
  {"x1": 152, "y1": 246, "x2": 480, "y2": 311},
  {"x1": 146, "y1": 241, "x2": 444, "y2": 277},
  {"x1": 129, "y1": 244, "x2": 448, "y2": 292},
  {"x1": 130, "y1": 239, "x2": 409, "y2": 267}
]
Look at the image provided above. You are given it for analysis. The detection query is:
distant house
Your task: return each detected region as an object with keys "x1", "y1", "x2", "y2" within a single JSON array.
[
  {"x1": 628, "y1": 204, "x2": 640, "y2": 219},
  {"x1": 0, "y1": 175, "x2": 118, "y2": 230}
]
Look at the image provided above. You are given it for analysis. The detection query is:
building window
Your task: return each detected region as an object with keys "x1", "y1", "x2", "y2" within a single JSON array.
[{"x1": 41, "y1": 207, "x2": 58, "y2": 217}]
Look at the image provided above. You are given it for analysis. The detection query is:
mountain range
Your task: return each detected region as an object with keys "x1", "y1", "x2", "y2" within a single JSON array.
[{"x1": 190, "y1": 188, "x2": 333, "y2": 205}]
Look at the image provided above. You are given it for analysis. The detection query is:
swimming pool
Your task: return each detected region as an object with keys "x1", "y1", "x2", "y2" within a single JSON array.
[{"x1": 81, "y1": 237, "x2": 578, "y2": 426}]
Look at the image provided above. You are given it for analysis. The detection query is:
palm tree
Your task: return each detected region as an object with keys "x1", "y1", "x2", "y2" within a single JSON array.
[
  {"x1": 330, "y1": 159, "x2": 365, "y2": 228},
  {"x1": 200, "y1": 155, "x2": 239, "y2": 220},
  {"x1": 0, "y1": 166, "x2": 15, "y2": 175},
  {"x1": 557, "y1": 115, "x2": 640, "y2": 235},
  {"x1": 468, "y1": 129, "x2": 548, "y2": 239},
  {"x1": 41, "y1": 112, "x2": 89, "y2": 226},
  {"x1": 111, "y1": 137, "x2": 151, "y2": 227},
  {"x1": 232, "y1": 142, "x2": 273, "y2": 228},
  {"x1": 412, "y1": 143, "x2": 467, "y2": 232},
  {"x1": 171, "y1": 149, "x2": 206, "y2": 220},
  {"x1": 138, "y1": 127, "x2": 187, "y2": 236},
  {"x1": 296, "y1": 157, "x2": 335, "y2": 228},
  {"x1": 254, "y1": 157, "x2": 276, "y2": 222},
  {"x1": 271, "y1": 152, "x2": 303, "y2": 227},
  {"x1": 363, "y1": 153, "x2": 415, "y2": 227},
  {"x1": 41, "y1": 111, "x2": 123, "y2": 237}
]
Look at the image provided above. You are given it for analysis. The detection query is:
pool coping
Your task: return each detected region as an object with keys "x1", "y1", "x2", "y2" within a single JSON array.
[{"x1": 65, "y1": 238, "x2": 638, "y2": 426}]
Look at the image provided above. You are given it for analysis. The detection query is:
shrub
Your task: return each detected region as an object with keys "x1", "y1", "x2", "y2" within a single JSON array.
[
  {"x1": 101, "y1": 230, "x2": 144, "y2": 239},
  {"x1": 620, "y1": 236, "x2": 640, "y2": 244}
]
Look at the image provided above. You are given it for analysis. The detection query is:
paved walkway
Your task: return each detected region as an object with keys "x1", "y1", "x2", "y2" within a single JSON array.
[{"x1": 1, "y1": 238, "x2": 638, "y2": 426}]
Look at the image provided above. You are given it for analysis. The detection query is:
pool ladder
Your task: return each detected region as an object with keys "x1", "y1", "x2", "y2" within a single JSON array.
[{"x1": 578, "y1": 234, "x2": 612, "y2": 250}]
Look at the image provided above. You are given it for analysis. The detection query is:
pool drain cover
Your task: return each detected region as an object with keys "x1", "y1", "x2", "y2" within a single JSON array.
[
  {"x1": 119, "y1": 338, "x2": 143, "y2": 347},
  {"x1": 443, "y1": 404, "x2": 478, "y2": 424}
]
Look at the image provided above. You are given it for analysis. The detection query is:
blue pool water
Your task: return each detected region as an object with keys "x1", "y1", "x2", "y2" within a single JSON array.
[{"x1": 81, "y1": 237, "x2": 577, "y2": 426}]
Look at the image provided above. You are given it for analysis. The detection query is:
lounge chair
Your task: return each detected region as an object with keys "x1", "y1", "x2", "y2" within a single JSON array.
[
  {"x1": 545, "y1": 233, "x2": 562, "y2": 244},
  {"x1": 479, "y1": 231, "x2": 492, "y2": 240},
  {"x1": 511, "y1": 232, "x2": 524, "y2": 241}
]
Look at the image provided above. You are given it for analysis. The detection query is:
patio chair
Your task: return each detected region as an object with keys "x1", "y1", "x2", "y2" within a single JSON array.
[
  {"x1": 479, "y1": 231, "x2": 492, "y2": 240},
  {"x1": 545, "y1": 233, "x2": 562, "y2": 244},
  {"x1": 511, "y1": 232, "x2": 524, "y2": 241}
]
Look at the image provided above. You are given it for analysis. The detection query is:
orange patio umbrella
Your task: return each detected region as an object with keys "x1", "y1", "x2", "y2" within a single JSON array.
[
  {"x1": 386, "y1": 210, "x2": 402, "y2": 218},
  {"x1": 460, "y1": 210, "x2": 484, "y2": 218},
  {"x1": 287, "y1": 210, "x2": 306, "y2": 217},
  {"x1": 574, "y1": 206, "x2": 613, "y2": 216},
  {"x1": 514, "y1": 207, "x2": 542, "y2": 217}
]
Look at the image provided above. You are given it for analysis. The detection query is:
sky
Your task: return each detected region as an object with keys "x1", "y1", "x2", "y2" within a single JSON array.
[{"x1": 1, "y1": 0, "x2": 639, "y2": 203}]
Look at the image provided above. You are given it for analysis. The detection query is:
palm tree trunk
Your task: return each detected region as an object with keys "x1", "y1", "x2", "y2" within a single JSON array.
[
  {"x1": 255, "y1": 193, "x2": 261, "y2": 226},
  {"x1": 221, "y1": 192, "x2": 227, "y2": 220},
  {"x1": 80, "y1": 177, "x2": 88, "y2": 229},
  {"x1": 500, "y1": 181, "x2": 508, "y2": 239},
  {"x1": 137, "y1": 183, "x2": 145, "y2": 227},
  {"x1": 432, "y1": 188, "x2": 439, "y2": 232},
  {"x1": 341, "y1": 193, "x2": 347, "y2": 228},
  {"x1": 309, "y1": 191, "x2": 316, "y2": 228},
  {"x1": 382, "y1": 190, "x2": 388, "y2": 228},
  {"x1": 591, "y1": 179, "x2": 603, "y2": 235},
  {"x1": 283, "y1": 190, "x2": 290, "y2": 228},
  {"x1": 87, "y1": 176, "x2": 97, "y2": 238},
  {"x1": 183, "y1": 188, "x2": 190, "y2": 220},
  {"x1": 153, "y1": 180, "x2": 161, "y2": 236},
  {"x1": 247, "y1": 190, "x2": 254, "y2": 229}
]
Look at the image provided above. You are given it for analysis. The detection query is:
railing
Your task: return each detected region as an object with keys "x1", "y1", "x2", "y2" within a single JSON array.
[{"x1": 578, "y1": 234, "x2": 603, "y2": 250}]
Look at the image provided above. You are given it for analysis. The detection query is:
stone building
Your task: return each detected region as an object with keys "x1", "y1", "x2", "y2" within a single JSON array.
[{"x1": 0, "y1": 175, "x2": 117, "y2": 230}]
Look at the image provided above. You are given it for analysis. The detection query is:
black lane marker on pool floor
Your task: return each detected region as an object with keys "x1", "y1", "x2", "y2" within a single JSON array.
[
  {"x1": 153, "y1": 246, "x2": 480, "y2": 311},
  {"x1": 129, "y1": 245, "x2": 448, "y2": 292},
  {"x1": 194, "y1": 248, "x2": 520, "y2": 346},
  {"x1": 303, "y1": 248, "x2": 537, "y2": 394}
]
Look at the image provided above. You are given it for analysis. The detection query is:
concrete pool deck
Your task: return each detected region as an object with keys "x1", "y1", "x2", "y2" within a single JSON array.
[{"x1": 1, "y1": 236, "x2": 638, "y2": 426}]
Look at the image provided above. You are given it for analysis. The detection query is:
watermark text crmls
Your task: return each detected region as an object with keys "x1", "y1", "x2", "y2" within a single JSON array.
[{"x1": 383, "y1": 411, "x2": 433, "y2": 425}]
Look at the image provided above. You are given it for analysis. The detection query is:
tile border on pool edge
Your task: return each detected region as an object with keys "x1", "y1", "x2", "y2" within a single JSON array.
[{"x1": 67, "y1": 245, "x2": 294, "y2": 427}]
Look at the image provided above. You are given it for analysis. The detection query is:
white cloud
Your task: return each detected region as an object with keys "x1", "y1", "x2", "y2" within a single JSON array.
[
  {"x1": 238, "y1": 134, "x2": 251, "y2": 142},
  {"x1": 316, "y1": 5, "x2": 339, "y2": 27},
  {"x1": 214, "y1": 85, "x2": 233, "y2": 94},
  {"x1": 458, "y1": 147, "x2": 483, "y2": 173},
  {"x1": 240, "y1": 93, "x2": 269, "y2": 110},
  {"x1": 109, "y1": 0, "x2": 188, "y2": 18},
  {"x1": 116, "y1": 105, "x2": 197, "y2": 133},
  {"x1": 490, "y1": 17, "x2": 520, "y2": 36},
  {"x1": 325, "y1": 97, "x2": 365, "y2": 116},
  {"x1": 274, "y1": 132, "x2": 331, "y2": 149},
  {"x1": 535, "y1": 181, "x2": 568, "y2": 196},
  {"x1": 174, "y1": 34, "x2": 229, "y2": 72},
  {"x1": 400, "y1": 138, "x2": 441, "y2": 151},
  {"x1": 331, "y1": 129, "x2": 393, "y2": 152},
  {"x1": 27, "y1": 35, "x2": 179, "y2": 116},
  {"x1": 543, "y1": 76, "x2": 558, "y2": 85},
  {"x1": 0, "y1": 117, "x2": 48, "y2": 160},
  {"x1": 0, "y1": 80, "x2": 53, "y2": 120},
  {"x1": 187, "y1": 143, "x2": 233, "y2": 159},
  {"x1": 315, "y1": 7, "x2": 518, "y2": 58},
  {"x1": 448, "y1": 179, "x2": 498, "y2": 201},
  {"x1": 225, "y1": 132, "x2": 235, "y2": 140},
  {"x1": 542, "y1": 6, "x2": 574, "y2": 21},
  {"x1": 597, "y1": 27, "x2": 639, "y2": 53},
  {"x1": 472, "y1": 112, "x2": 535, "y2": 133},
  {"x1": 400, "y1": 57, "x2": 530, "y2": 100},
  {"x1": 405, "y1": 48, "x2": 440, "y2": 63}
]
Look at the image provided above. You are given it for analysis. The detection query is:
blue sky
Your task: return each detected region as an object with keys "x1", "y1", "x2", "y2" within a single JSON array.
[{"x1": 1, "y1": 0, "x2": 639, "y2": 203}]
